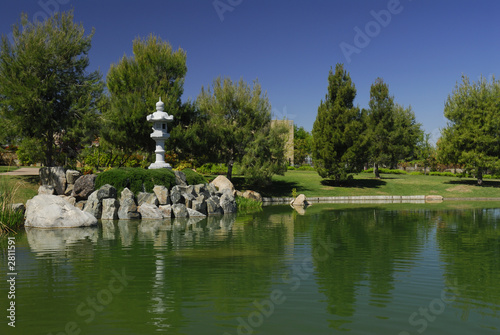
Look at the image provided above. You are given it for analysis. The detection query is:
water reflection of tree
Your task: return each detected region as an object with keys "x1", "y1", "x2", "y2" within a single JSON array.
[
  {"x1": 436, "y1": 208, "x2": 500, "y2": 320},
  {"x1": 311, "y1": 208, "x2": 431, "y2": 331}
]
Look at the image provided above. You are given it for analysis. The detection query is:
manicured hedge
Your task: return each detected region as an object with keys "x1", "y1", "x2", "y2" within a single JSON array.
[
  {"x1": 182, "y1": 168, "x2": 207, "y2": 185},
  {"x1": 363, "y1": 168, "x2": 408, "y2": 175},
  {"x1": 95, "y1": 168, "x2": 176, "y2": 195}
]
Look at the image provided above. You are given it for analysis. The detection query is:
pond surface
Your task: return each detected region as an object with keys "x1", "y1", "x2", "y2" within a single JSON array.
[{"x1": 1, "y1": 203, "x2": 500, "y2": 335}]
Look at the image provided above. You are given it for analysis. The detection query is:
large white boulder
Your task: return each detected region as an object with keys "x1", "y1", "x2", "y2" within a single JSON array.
[{"x1": 25, "y1": 195, "x2": 97, "y2": 228}]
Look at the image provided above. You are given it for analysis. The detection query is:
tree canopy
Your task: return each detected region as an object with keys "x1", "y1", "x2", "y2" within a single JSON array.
[
  {"x1": 312, "y1": 64, "x2": 365, "y2": 183},
  {"x1": 0, "y1": 11, "x2": 103, "y2": 166},
  {"x1": 438, "y1": 75, "x2": 500, "y2": 185},
  {"x1": 196, "y1": 76, "x2": 287, "y2": 184},
  {"x1": 103, "y1": 34, "x2": 187, "y2": 162}
]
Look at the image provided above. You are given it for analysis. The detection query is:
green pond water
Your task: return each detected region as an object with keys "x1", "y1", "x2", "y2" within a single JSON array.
[{"x1": 1, "y1": 203, "x2": 500, "y2": 335}]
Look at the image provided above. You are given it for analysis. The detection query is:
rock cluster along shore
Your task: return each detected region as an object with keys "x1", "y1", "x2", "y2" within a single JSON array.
[{"x1": 25, "y1": 167, "x2": 240, "y2": 228}]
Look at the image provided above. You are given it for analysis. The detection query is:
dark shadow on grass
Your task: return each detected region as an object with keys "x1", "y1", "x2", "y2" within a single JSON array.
[
  {"x1": 320, "y1": 178, "x2": 386, "y2": 188},
  {"x1": 231, "y1": 176, "x2": 302, "y2": 198},
  {"x1": 445, "y1": 179, "x2": 500, "y2": 188}
]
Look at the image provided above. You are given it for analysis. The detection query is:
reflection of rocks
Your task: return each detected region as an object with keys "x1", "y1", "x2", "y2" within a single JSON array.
[
  {"x1": 118, "y1": 220, "x2": 139, "y2": 247},
  {"x1": 26, "y1": 227, "x2": 98, "y2": 255},
  {"x1": 138, "y1": 220, "x2": 162, "y2": 241},
  {"x1": 293, "y1": 205, "x2": 307, "y2": 215},
  {"x1": 101, "y1": 220, "x2": 116, "y2": 240}
]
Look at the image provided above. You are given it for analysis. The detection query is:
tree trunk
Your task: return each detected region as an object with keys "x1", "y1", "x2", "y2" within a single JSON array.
[
  {"x1": 374, "y1": 163, "x2": 380, "y2": 179},
  {"x1": 45, "y1": 132, "x2": 54, "y2": 167},
  {"x1": 227, "y1": 159, "x2": 234, "y2": 180},
  {"x1": 477, "y1": 167, "x2": 483, "y2": 186}
]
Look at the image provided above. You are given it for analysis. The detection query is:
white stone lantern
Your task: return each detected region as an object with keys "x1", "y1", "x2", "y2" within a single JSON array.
[{"x1": 146, "y1": 97, "x2": 174, "y2": 169}]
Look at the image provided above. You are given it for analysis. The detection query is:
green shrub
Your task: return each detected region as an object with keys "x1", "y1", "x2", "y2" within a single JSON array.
[
  {"x1": 287, "y1": 165, "x2": 297, "y2": 170},
  {"x1": 297, "y1": 165, "x2": 315, "y2": 171},
  {"x1": 235, "y1": 196, "x2": 262, "y2": 214},
  {"x1": 196, "y1": 163, "x2": 228, "y2": 175},
  {"x1": 429, "y1": 171, "x2": 456, "y2": 177},
  {"x1": 363, "y1": 168, "x2": 407, "y2": 174},
  {"x1": 182, "y1": 168, "x2": 207, "y2": 185},
  {"x1": 409, "y1": 171, "x2": 424, "y2": 176},
  {"x1": 95, "y1": 168, "x2": 177, "y2": 195},
  {"x1": 0, "y1": 178, "x2": 25, "y2": 232}
]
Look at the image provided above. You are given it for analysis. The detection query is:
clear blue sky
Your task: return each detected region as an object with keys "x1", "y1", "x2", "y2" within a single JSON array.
[{"x1": 2, "y1": 0, "x2": 499, "y2": 143}]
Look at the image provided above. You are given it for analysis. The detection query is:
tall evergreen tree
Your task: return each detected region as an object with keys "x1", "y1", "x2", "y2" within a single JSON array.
[
  {"x1": 196, "y1": 76, "x2": 287, "y2": 183},
  {"x1": 312, "y1": 64, "x2": 365, "y2": 183},
  {"x1": 389, "y1": 104, "x2": 423, "y2": 168},
  {"x1": 438, "y1": 75, "x2": 500, "y2": 185},
  {"x1": 103, "y1": 34, "x2": 187, "y2": 164},
  {"x1": 366, "y1": 78, "x2": 395, "y2": 178},
  {"x1": 0, "y1": 12, "x2": 103, "y2": 166}
]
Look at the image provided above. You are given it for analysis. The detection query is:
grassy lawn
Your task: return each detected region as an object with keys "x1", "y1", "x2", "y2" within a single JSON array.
[
  {"x1": 0, "y1": 175, "x2": 39, "y2": 204},
  {"x1": 0, "y1": 166, "x2": 20, "y2": 173},
  {"x1": 248, "y1": 170, "x2": 500, "y2": 198}
]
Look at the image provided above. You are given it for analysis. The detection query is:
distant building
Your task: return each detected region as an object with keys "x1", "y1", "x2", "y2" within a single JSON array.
[{"x1": 271, "y1": 119, "x2": 294, "y2": 166}]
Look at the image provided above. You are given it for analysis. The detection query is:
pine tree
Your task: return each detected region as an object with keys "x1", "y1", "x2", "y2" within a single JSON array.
[
  {"x1": 312, "y1": 64, "x2": 365, "y2": 183},
  {"x1": 0, "y1": 11, "x2": 103, "y2": 166},
  {"x1": 438, "y1": 75, "x2": 500, "y2": 185},
  {"x1": 365, "y1": 78, "x2": 395, "y2": 178},
  {"x1": 103, "y1": 34, "x2": 187, "y2": 163}
]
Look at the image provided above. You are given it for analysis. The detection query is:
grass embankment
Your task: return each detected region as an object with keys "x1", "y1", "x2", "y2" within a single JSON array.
[
  {"x1": 237, "y1": 170, "x2": 500, "y2": 198},
  {"x1": 0, "y1": 166, "x2": 20, "y2": 173},
  {"x1": 0, "y1": 175, "x2": 39, "y2": 232}
]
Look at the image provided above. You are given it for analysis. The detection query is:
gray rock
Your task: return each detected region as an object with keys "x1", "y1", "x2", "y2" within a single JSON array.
[
  {"x1": 138, "y1": 203, "x2": 163, "y2": 219},
  {"x1": 11, "y1": 203, "x2": 25, "y2": 215},
  {"x1": 153, "y1": 185, "x2": 170, "y2": 205},
  {"x1": 159, "y1": 205, "x2": 172, "y2": 219},
  {"x1": 64, "y1": 184, "x2": 74, "y2": 196},
  {"x1": 172, "y1": 204, "x2": 189, "y2": 218},
  {"x1": 40, "y1": 166, "x2": 67, "y2": 195},
  {"x1": 75, "y1": 201, "x2": 86, "y2": 210},
  {"x1": 38, "y1": 185, "x2": 55, "y2": 195},
  {"x1": 137, "y1": 192, "x2": 159, "y2": 206},
  {"x1": 118, "y1": 188, "x2": 141, "y2": 220},
  {"x1": 220, "y1": 192, "x2": 237, "y2": 214},
  {"x1": 242, "y1": 190, "x2": 263, "y2": 203},
  {"x1": 206, "y1": 183, "x2": 217, "y2": 196},
  {"x1": 96, "y1": 184, "x2": 117, "y2": 200},
  {"x1": 206, "y1": 196, "x2": 223, "y2": 215},
  {"x1": 187, "y1": 207, "x2": 206, "y2": 217},
  {"x1": 193, "y1": 184, "x2": 206, "y2": 195},
  {"x1": 83, "y1": 191, "x2": 102, "y2": 219},
  {"x1": 59, "y1": 195, "x2": 76, "y2": 206},
  {"x1": 72, "y1": 174, "x2": 96, "y2": 201},
  {"x1": 66, "y1": 169, "x2": 82, "y2": 184},
  {"x1": 191, "y1": 196, "x2": 207, "y2": 215},
  {"x1": 170, "y1": 186, "x2": 183, "y2": 204},
  {"x1": 25, "y1": 195, "x2": 97, "y2": 228},
  {"x1": 174, "y1": 170, "x2": 187, "y2": 186},
  {"x1": 182, "y1": 192, "x2": 195, "y2": 208},
  {"x1": 101, "y1": 198, "x2": 119, "y2": 220}
]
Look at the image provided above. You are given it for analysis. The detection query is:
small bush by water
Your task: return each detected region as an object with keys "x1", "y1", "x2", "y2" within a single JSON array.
[
  {"x1": 235, "y1": 196, "x2": 262, "y2": 214},
  {"x1": 0, "y1": 178, "x2": 24, "y2": 233},
  {"x1": 95, "y1": 168, "x2": 177, "y2": 194}
]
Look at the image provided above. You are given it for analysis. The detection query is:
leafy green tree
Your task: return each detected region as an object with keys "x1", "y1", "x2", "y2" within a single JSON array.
[
  {"x1": 415, "y1": 133, "x2": 435, "y2": 174},
  {"x1": 365, "y1": 78, "x2": 395, "y2": 178},
  {"x1": 0, "y1": 12, "x2": 103, "y2": 166},
  {"x1": 294, "y1": 125, "x2": 312, "y2": 166},
  {"x1": 196, "y1": 76, "x2": 287, "y2": 183},
  {"x1": 389, "y1": 104, "x2": 423, "y2": 168},
  {"x1": 103, "y1": 34, "x2": 187, "y2": 165},
  {"x1": 438, "y1": 75, "x2": 500, "y2": 185},
  {"x1": 312, "y1": 64, "x2": 365, "y2": 183}
]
